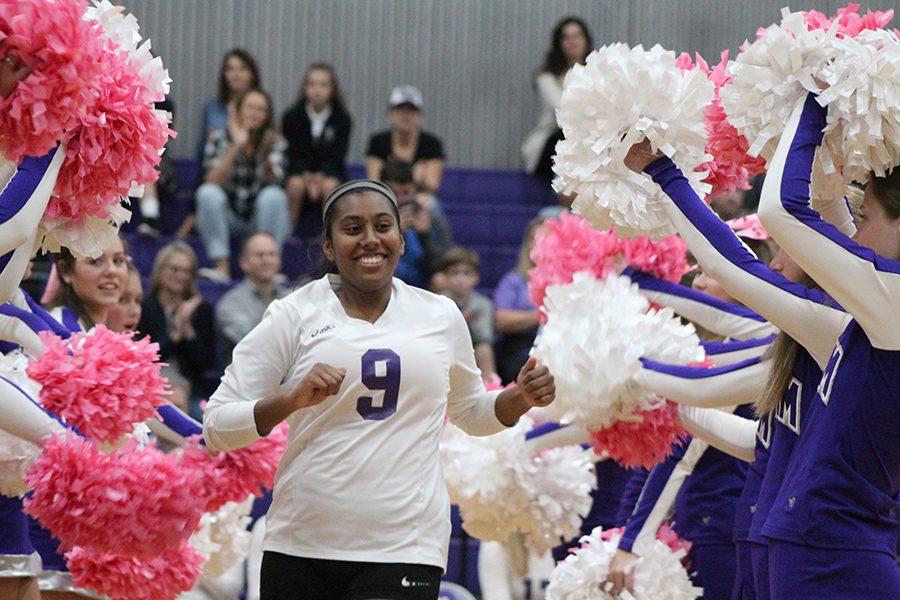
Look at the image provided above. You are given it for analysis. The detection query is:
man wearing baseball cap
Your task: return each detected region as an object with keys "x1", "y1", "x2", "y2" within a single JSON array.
[{"x1": 365, "y1": 85, "x2": 445, "y2": 194}]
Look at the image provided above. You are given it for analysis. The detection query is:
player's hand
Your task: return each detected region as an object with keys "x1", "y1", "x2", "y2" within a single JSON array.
[
  {"x1": 290, "y1": 363, "x2": 346, "y2": 410},
  {"x1": 623, "y1": 137, "x2": 663, "y2": 174},
  {"x1": 515, "y1": 356, "x2": 555, "y2": 408},
  {"x1": 606, "y1": 548, "x2": 637, "y2": 596}
]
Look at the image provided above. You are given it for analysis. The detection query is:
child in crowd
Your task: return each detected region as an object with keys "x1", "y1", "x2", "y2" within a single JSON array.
[{"x1": 440, "y1": 247, "x2": 496, "y2": 379}]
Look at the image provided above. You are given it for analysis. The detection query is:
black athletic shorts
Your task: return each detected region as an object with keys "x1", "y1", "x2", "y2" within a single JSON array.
[{"x1": 259, "y1": 551, "x2": 442, "y2": 600}]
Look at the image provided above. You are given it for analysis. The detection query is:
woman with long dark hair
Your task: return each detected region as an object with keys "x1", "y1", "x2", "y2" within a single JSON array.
[
  {"x1": 522, "y1": 17, "x2": 592, "y2": 185},
  {"x1": 200, "y1": 48, "x2": 261, "y2": 147},
  {"x1": 282, "y1": 63, "x2": 352, "y2": 229}
]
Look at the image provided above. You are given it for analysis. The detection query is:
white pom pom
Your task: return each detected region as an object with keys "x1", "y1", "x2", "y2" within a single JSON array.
[
  {"x1": 191, "y1": 496, "x2": 254, "y2": 578},
  {"x1": 553, "y1": 44, "x2": 714, "y2": 240},
  {"x1": 520, "y1": 445, "x2": 596, "y2": 555},
  {"x1": 817, "y1": 29, "x2": 900, "y2": 183},
  {"x1": 440, "y1": 419, "x2": 596, "y2": 553},
  {"x1": 84, "y1": 0, "x2": 171, "y2": 99},
  {"x1": 533, "y1": 273, "x2": 703, "y2": 427},
  {"x1": 546, "y1": 528, "x2": 701, "y2": 600},
  {"x1": 722, "y1": 10, "x2": 900, "y2": 193},
  {"x1": 35, "y1": 202, "x2": 131, "y2": 259},
  {"x1": 631, "y1": 538, "x2": 702, "y2": 600},
  {"x1": 720, "y1": 10, "x2": 836, "y2": 162}
]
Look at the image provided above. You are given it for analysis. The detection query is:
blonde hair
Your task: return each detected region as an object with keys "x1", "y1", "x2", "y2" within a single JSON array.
[
  {"x1": 148, "y1": 241, "x2": 199, "y2": 300},
  {"x1": 756, "y1": 272, "x2": 821, "y2": 416},
  {"x1": 516, "y1": 216, "x2": 549, "y2": 278}
]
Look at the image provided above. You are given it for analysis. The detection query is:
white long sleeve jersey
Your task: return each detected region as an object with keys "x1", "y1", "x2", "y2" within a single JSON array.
[{"x1": 204, "y1": 275, "x2": 506, "y2": 569}]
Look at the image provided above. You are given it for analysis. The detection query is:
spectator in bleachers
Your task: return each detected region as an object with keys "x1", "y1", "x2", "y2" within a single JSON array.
[
  {"x1": 708, "y1": 188, "x2": 746, "y2": 221},
  {"x1": 200, "y1": 48, "x2": 261, "y2": 151},
  {"x1": 215, "y1": 232, "x2": 287, "y2": 365},
  {"x1": 138, "y1": 241, "x2": 216, "y2": 419},
  {"x1": 282, "y1": 63, "x2": 352, "y2": 229},
  {"x1": 380, "y1": 160, "x2": 451, "y2": 288},
  {"x1": 137, "y1": 97, "x2": 180, "y2": 237},
  {"x1": 493, "y1": 216, "x2": 548, "y2": 383},
  {"x1": 196, "y1": 89, "x2": 290, "y2": 282},
  {"x1": 106, "y1": 261, "x2": 143, "y2": 333},
  {"x1": 45, "y1": 237, "x2": 129, "y2": 331},
  {"x1": 522, "y1": 17, "x2": 592, "y2": 186},
  {"x1": 366, "y1": 85, "x2": 445, "y2": 196},
  {"x1": 440, "y1": 247, "x2": 497, "y2": 378}
]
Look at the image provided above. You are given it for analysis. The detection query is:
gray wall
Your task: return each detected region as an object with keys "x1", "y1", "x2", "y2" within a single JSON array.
[{"x1": 134, "y1": 0, "x2": 855, "y2": 168}]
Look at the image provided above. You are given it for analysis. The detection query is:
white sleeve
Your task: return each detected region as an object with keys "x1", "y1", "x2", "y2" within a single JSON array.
[
  {"x1": 634, "y1": 357, "x2": 769, "y2": 408},
  {"x1": 627, "y1": 269, "x2": 778, "y2": 341},
  {"x1": 203, "y1": 300, "x2": 297, "y2": 451},
  {"x1": 444, "y1": 301, "x2": 506, "y2": 437},
  {"x1": 535, "y1": 72, "x2": 563, "y2": 111},
  {"x1": 644, "y1": 158, "x2": 851, "y2": 367},
  {"x1": 677, "y1": 405, "x2": 757, "y2": 462},
  {"x1": 0, "y1": 375, "x2": 65, "y2": 445},
  {"x1": 758, "y1": 93, "x2": 900, "y2": 350}
]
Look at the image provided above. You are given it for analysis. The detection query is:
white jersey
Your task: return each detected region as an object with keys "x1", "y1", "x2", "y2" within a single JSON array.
[{"x1": 204, "y1": 275, "x2": 506, "y2": 569}]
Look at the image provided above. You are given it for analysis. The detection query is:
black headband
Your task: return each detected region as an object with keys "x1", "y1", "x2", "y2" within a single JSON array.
[{"x1": 322, "y1": 180, "x2": 399, "y2": 223}]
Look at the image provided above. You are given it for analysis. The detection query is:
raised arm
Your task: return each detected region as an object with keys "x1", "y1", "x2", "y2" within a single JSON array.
[
  {"x1": 635, "y1": 356, "x2": 769, "y2": 408},
  {"x1": 625, "y1": 267, "x2": 777, "y2": 341},
  {"x1": 635, "y1": 156, "x2": 849, "y2": 367},
  {"x1": 758, "y1": 93, "x2": 900, "y2": 350},
  {"x1": 146, "y1": 404, "x2": 203, "y2": 447}
]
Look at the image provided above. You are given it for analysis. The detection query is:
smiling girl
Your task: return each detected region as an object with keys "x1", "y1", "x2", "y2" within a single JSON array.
[{"x1": 204, "y1": 180, "x2": 557, "y2": 600}]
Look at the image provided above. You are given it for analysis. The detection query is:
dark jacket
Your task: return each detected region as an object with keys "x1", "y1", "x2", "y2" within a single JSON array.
[
  {"x1": 138, "y1": 294, "x2": 217, "y2": 398},
  {"x1": 281, "y1": 101, "x2": 352, "y2": 180}
]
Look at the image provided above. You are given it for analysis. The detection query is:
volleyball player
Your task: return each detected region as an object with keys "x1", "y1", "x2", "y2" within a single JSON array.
[{"x1": 204, "y1": 180, "x2": 556, "y2": 600}]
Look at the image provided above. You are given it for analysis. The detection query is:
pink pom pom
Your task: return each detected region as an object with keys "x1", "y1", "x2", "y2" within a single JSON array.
[
  {"x1": 0, "y1": 0, "x2": 106, "y2": 161},
  {"x1": 26, "y1": 325, "x2": 168, "y2": 443},
  {"x1": 67, "y1": 544, "x2": 203, "y2": 600},
  {"x1": 51, "y1": 44, "x2": 175, "y2": 224},
  {"x1": 588, "y1": 401, "x2": 686, "y2": 469},
  {"x1": 617, "y1": 234, "x2": 690, "y2": 284},
  {"x1": 528, "y1": 213, "x2": 689, "y2": 319},
  {"x1": 804, "y1": 3, "x2": 894, "y2": 37},
  {"x1": 528, "y1": 213, "x2": 622, "y2": 313},
  {"x1": 690, "y1": 50, "x2": 767, "y2": 195},
  {"x1": 656, "y1": 522, "x2": 693, "y2": 558},
  {"x1": 24, "y1": 433, "x2": 204, "y2": 558},
  {"x1": 181, "y1": 423, "x2": 288, "y2": 513}
]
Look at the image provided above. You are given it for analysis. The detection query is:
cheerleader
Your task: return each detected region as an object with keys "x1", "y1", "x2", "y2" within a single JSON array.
[
  {"x1": 753, "y1": 93, "x2": 900, "y2": 597},
  {"x1": 624, "y1": 116, "x2": 862, "y2": 597},
  {"x1": 609, "y1": 356, "x2": 763, "y2": 599},
  {"x1": 204, "y1": 180, "x2": 556, "y2": 599},
  {"x1": 43, "y1": 237, "x2": 129, "y2": 332}
]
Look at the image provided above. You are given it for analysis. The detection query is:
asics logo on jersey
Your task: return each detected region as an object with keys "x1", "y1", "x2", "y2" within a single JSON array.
[
  {"x1": 401, "y1": 576, "x2": 430, "y2": 587},
  {"x1": 310, "y1": 323, "x2": 336, "y2": 338}
]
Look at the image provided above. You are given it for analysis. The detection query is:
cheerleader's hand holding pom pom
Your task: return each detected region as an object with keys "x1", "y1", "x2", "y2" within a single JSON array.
[
  {"x1": 607, "y1": 548, "x2": 638, "y2": 596},
  {"x1": 624, "y1": 138, "x2": 664, "y2": 175}
]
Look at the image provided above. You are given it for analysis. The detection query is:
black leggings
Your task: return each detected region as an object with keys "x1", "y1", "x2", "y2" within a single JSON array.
[{"x1": 259, "y1": 552, "x2": 442, "y2": 600}]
